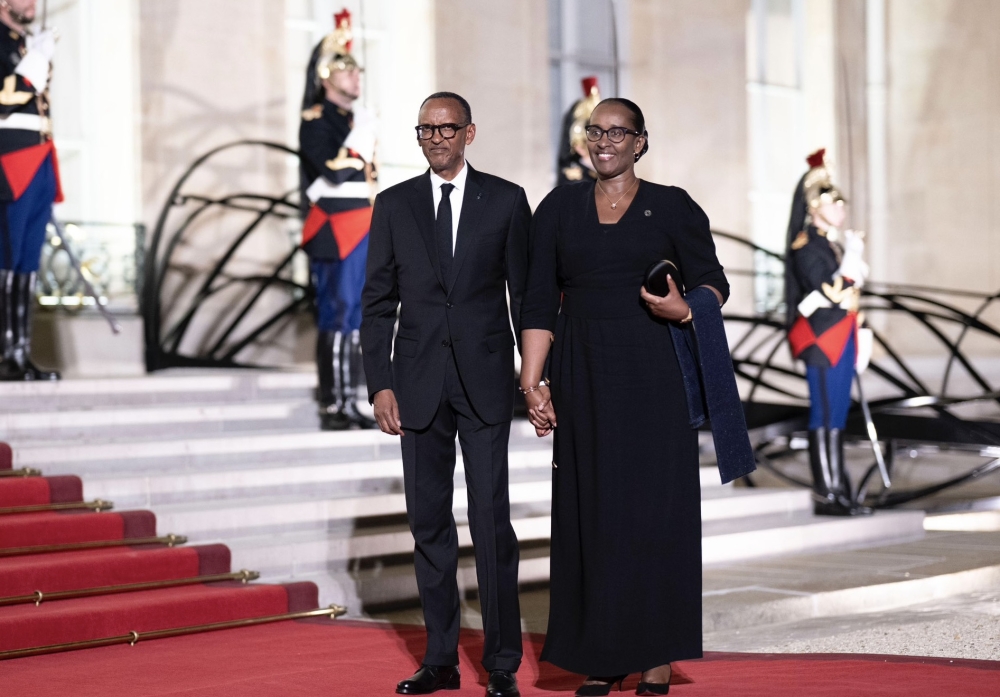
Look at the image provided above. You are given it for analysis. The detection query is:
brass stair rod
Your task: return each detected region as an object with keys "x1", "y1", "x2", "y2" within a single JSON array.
[
  {"x1": 0, "y1": 604, "x2": 349, "y2": 661},
  {"x1": 0, "y1": 500, "x2": 113, "y2": 516},
  {"x1": 0, "y1": 468, "x2": 42, "y2": 478},
  {"x1": 0, "y1": 569, "x2": 261, "y2": 607},
  {"x1": 0, "y1": 534, "x2": 187, "y2": 557}
]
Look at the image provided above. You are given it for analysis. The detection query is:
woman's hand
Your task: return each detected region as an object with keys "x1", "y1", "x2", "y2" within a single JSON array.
[
  {"x1": 640, "y1": 274, "x2": 691, "y2": 322},
  {"x1": 524, "y1": 385, "x2": 556, "y2": 436}
]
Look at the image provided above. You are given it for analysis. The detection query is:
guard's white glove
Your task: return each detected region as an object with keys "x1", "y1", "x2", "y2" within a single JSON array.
[
  {"x1": 343, "y1": 104, "x2": 378, "y2": 163},
  {"x1": 837, "y1": 229, "x2": 869, "y2": 287},
  {"x1": 797, "y1": 290, "x2": 833, "y2": 318},
  {"x1": 15, "y1": 30, "x2": 56, "y2": 92},
  {"x1": 27, "y1": 30, "x2": 57, "y2": 60}
]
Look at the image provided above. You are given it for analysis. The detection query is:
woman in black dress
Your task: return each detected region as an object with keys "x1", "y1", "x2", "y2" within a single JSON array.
[{"x1": 519, "y1": 99, "x2": 729, "y2": 696}]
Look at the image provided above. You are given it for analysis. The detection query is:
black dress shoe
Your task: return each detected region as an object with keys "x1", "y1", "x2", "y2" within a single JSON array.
[
  {"x1": 486, "y1": 670, "x2": 520, "y2": 697},
  {"x1": 396, "y1": 665, "x2": 460, "y2": 694}
]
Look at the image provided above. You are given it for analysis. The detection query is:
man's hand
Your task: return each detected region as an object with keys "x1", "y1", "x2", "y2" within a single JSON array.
[
  {"x1": 373, "y1": 389, "x2": 404, "y2": 436},
  {"x1": 640, "y1": 274, "x2": 691, "y2": 322}
]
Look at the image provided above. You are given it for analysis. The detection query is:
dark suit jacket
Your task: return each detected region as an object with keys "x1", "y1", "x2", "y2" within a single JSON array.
[{"x1": 360, "y1": 164, "x2": 531, "y2": 430}]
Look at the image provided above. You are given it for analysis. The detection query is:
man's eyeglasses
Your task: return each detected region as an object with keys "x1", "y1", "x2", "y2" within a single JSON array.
[
  {"x1": 415, "y1": 123, "x2": 469, "y2": 140},
  {"x1": 585, "y1": 125, "x2": 642, "y2": 143}
]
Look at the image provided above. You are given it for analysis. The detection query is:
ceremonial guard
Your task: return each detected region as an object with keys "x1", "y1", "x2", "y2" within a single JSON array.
[
  {"x1": 785, "y1": 149, "x2": 871, "y2": 516},
  {"x1": 299, "y1": 9, "x2": 377, "y2": 430},
  {"x1": 0, "y1": 0, "x2": 59, "y2": 381},
  {"x1": 556, "y1": 76, "x2": 600, "y2": 187}
]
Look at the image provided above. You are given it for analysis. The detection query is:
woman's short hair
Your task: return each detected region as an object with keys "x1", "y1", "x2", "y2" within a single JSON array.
[{"x1": 594, "y1": 97, "x2": 649, "y2": 162}]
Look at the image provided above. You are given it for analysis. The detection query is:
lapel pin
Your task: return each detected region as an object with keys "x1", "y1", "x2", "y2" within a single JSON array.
[
  {"x1": 644, "y1": 209, "x2": 652, "y2": 217},
  {"x1": 477, "y1": 193, "x2": 482, "y2": 200}
]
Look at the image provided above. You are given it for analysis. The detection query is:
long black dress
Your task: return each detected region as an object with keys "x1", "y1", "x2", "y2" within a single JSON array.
[{"x1": 521, "y1": 181, "x2": 730, "y2": 676}]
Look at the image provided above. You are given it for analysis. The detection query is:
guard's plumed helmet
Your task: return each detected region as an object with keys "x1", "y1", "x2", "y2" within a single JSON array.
[
  {"x1": 316, "y1": 8, "x2": 360, "y2": 80},
  {"x1": 802, "y1": 148, "x2": 846, "y2": 209},
  {"x1": 568, "y1": 77, "x2": 601, "y2": 151}
]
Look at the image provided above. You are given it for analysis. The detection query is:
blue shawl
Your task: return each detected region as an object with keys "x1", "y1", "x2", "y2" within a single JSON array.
[{"x1": 668, "y1": 287, "x2": 757, "y2": 484}]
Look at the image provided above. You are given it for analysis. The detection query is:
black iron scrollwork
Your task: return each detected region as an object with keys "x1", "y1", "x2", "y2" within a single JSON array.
[
  {"x1": 143, "y1": 141, "x2": 313, "y2": 371},
  {"x1": 714, "y1": 231, "x2": 1000, "y2": 507}
]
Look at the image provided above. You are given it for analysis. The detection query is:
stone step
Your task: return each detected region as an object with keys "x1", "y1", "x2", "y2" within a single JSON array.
[
  {"x1": 701, "y1": 530, "x2": 1000, "y2": 635},
  {"x1": 253, "y1": 509, "x2": 925, "y2": 611},
  {"x1": 221, "y1": 486, "x2": 809, "y2": 575},
  {"x1": 96, "y1": 468, "x2": 757, "y2": 542},
  {"x1": 9, "y1": 422, "x2": 556, "y2": 469},
  {"x1": 0, "y1": 401, "x2": 319, "y2": 439},
  {"x1": 0, "y1": 370, "x2": 317, "y2": 411},
  {"x1": 78, "y1": 450, "x2": 725, "y2": 509},
  {"x1": 701, "y1": 509, "x2": 926, "y2": 563},
  {"x1": 10, "y1": 429, "x2": 404, "y2": 472},
  {"x1": 277, "y1": 546, "x2": 557, "y2": 614}
]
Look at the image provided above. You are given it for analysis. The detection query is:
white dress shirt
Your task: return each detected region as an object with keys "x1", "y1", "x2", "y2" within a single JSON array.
[{"x1": 430, "y1": 160, "x2": 468, "y2": 254}]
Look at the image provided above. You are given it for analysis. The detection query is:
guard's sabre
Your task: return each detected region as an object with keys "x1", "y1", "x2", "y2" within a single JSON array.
[
  {"x1": 855, "y1": 372, "x2": 891, "y2": 488},
  {"x1": 49, "y1": 216, "x2": 121, "y2": 335}
]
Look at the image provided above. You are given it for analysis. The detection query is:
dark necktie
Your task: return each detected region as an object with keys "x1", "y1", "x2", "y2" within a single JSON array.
[{"x1": 436, "y1": 182, "x2": 455, "y2": 284}]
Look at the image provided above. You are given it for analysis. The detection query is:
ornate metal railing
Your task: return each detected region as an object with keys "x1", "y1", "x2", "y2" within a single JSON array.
[
  {"x1": 713, "y1": 231, "x2": 1000, "y2": 507},
  {"x1": 37, "y1": 221, "x2": 145, "y2": 313},
  {"x1": 143, "y1": 140, "x2": 314, "y2": 372}
]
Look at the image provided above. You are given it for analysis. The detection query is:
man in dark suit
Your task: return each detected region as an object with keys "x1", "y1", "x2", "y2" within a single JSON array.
[{"x1": 361, "y1": 92, "x2": 529, "y2": 697}]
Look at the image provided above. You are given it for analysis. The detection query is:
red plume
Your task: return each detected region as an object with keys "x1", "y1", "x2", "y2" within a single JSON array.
[
  {"x1": 334, "y1": 8, "x2": 353, "y2": 51},
  {"x1": 806, "y1": 148, "x2": 826, "y2": 168},
  {"x1": 581, "y1": 76, "x2": 599, "y2": 97}
]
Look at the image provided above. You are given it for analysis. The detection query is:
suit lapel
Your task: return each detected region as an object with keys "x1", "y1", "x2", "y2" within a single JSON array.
[
  {"x1": 406, "y1": 171, "x2": 446, "y2": 291},
  {"x1": 449, "y1": 165, "x2": 488, "y2": 294}
]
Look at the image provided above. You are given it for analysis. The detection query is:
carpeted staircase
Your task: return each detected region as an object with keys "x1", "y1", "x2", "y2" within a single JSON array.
[{"x1": 0, "y1": 443, "x2": 341, "y2": 659}]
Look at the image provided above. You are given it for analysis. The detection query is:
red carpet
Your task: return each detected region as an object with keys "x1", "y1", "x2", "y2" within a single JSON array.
[
  {"x1": 0, "y1": 475, "x2": 83, "y2": 506},
  {"x1": 0, "y1": 509, "x2": 161, "y2": 548},
  {"x1": 0, "y1": 439, "x2": 323, "y2": 658},
  {"x1": 0, "y1": 544, "x2": 230, "y2": 596},
  {"x1": 0, "y1": 582, "x2": 314, "y2": 651},
  {"x1": 0, "y1": 621, "x2": 997, "y2": 697}
]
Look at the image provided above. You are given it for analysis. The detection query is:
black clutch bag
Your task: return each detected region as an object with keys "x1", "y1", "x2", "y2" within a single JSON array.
[{"x1": 644, "y1": 259, "x2": 683, "y2": 297}]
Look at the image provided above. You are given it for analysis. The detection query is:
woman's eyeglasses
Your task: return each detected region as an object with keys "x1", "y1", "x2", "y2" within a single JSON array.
[
  {"x1": 585, "y1": 125, "x2": 642, "y2": 143},
  {"x1": 415, "y1": 123, "x2": 469, "y2": 140}
]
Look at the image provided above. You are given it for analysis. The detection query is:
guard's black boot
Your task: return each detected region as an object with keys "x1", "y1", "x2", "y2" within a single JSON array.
[
  {"x1": 341, "y1": 329, "x2": 376, "y2": 429},
  {"x1": 316, "y1": 329, "x2": 349, "y2": 430},
  {"x1": 809, "y1": 427, "x2": 852, "y2": 516},
  {"x1": 828, "y1": 428, "x2": 872, "y2": 516},
  {"x1": 11, "y1": 272, "x2": 58, "y2": 381},
  {"x1": 0, "y1": 269, "x2": 24, "y2": 380}
]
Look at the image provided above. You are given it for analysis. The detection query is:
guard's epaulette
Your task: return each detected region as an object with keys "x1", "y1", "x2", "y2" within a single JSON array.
[
  {"x1": 791, "y1": 230, "x2": 809, "y2": 250},
  {"x1": 301, "y1": 104, "x2": 323, "y2": 122}
]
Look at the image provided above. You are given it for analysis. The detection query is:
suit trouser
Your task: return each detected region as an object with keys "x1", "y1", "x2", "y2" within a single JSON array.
[{"x1": 400, "y1": 353, "x2": 522, "y2": 672}]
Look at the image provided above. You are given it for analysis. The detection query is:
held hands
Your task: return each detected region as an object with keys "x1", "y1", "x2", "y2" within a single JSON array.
[
  {"x1": 639, "y1": 274, "x2": 691, "y2": 322},
  {"x1": 372, "y1": 389, "x2": 404, "y2": 436},
  {"x1": 524, "y1": 386, "x2": 556, "y2": 437}
]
